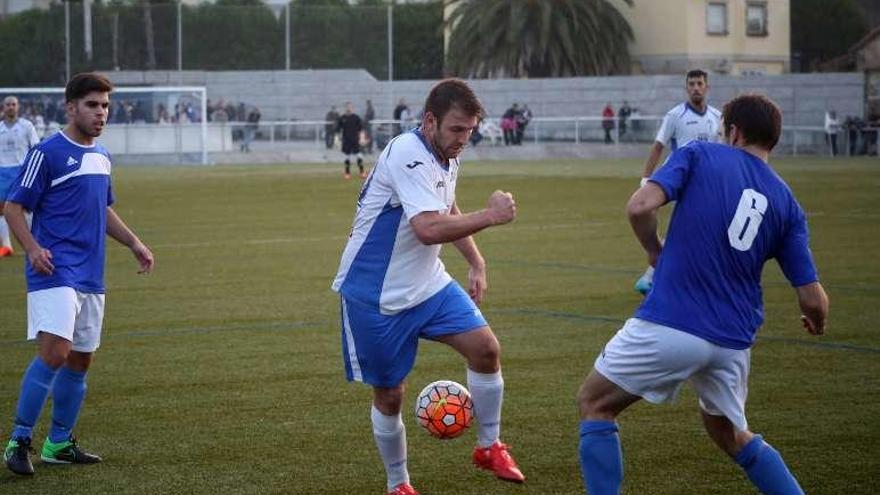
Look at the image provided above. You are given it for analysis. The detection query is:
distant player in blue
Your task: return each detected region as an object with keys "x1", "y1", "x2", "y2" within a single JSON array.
[
  {"x1": 3, "y1": 73, "x2": 155, "y2": 476},
  {"x1": 332, "y1": 79, "x2": 524, "y2": 495},
  {"x1": 576, "y1": 94, "x2": 829, "y2": 494}
]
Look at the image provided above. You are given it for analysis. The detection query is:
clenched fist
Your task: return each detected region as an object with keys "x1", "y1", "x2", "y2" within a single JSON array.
[{"x1": 486, "y1": 190, "x2": 516, "y2": 225}]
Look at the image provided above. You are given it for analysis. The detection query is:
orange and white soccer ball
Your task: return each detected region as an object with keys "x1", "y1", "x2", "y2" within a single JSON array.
[{"x1": 414, "y1": 380, "x2": 474, "y2": 439}]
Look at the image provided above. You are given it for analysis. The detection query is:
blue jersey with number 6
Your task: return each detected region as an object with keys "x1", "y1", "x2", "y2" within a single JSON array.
[{"x1": 635, "y1": 142, "x2": 818, "y2": 349}]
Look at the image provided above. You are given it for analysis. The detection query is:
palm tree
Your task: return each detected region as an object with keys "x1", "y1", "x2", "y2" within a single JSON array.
[{"x1": 445, "y1": 0, "x2": 633, "y2": 78}]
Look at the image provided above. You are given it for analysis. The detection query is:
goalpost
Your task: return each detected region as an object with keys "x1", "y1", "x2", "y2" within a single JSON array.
[{"x1": 0, "y1": 86, "x2": 209, "y2": 165}]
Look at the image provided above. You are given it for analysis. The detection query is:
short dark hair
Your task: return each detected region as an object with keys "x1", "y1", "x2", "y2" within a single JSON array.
[
  {"x1": 722, "y1": 94, "x2": 782, "y2": 151},
  {"x1": 686, "y1": 69, "x2": 708, "y2": 82},
  {"x1": 65, "y1": 72, "x2": 113, "y2": 102},
  {"x1": 424, "y1": 78, "x2": 484, "y2": 122}
]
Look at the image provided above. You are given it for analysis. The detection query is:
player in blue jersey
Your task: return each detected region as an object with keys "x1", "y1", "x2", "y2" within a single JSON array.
[
  {"x1": 0, "y1": 96, "x2": 40, "y2": 257},
  {"x1": 634, "y1": 69, "x2": 722, "y2": 294},
  {"x1": 332, "y1": 79, "x2": 524, "y2": 495},
  {"x1": 3, "y1": 73, "x2": 154, "y2": 476},
  {"x1": 576, "y1": 94, "x2": 829, "y2": 495}
]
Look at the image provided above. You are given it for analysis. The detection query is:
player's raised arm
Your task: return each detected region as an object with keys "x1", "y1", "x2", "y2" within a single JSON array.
[
  {"x1": 795, "y1": 282, "x2": 828, "y2": 335},
  {"x1": 106, "y1": 207, "x2": 154, "y2": 274},
  {"x1": 410, "y1": 190, "x2": 515, "y2": 245}
]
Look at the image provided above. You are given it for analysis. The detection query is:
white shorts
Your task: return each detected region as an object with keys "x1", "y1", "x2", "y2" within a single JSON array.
[
  {"x1": 27, "y1": 287, "x2": 105, "y2": 353},
  {"x1": 595, "y1": 318, "x2": 750, "y2": 431}
]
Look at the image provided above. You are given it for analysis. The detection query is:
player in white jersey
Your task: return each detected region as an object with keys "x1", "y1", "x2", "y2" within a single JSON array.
[
  {"x1": 332, "y1": 79, "x2": 524, "y2": 495},
  {"x1": 634, "y1": 69, "x2": 722, "y2": 294},
  {"x1": 0, "y1": 96, "x2": 40, "y2": 257}
]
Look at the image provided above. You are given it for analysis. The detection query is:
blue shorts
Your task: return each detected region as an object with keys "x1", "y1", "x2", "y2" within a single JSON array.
[
  {"x1": 340, "y1": 281, "x2": 488, "y2": 387},
  {"x1": 0, "y1": 166, "x2": 21, "y2": 200}
]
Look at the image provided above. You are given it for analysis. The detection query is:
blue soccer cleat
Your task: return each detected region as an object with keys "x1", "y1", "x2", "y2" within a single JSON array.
[{"x1": 634, "y1": 268, "x2": 654, "y2": 295}]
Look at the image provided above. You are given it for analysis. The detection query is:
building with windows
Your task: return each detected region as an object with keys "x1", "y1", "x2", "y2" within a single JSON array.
[{"x1": 614, "y1": 0, "x2": 790, "y2": 75}]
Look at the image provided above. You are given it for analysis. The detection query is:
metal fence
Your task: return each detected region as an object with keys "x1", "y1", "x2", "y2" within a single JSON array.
[{"x1": 95, "y1": 117, "x2": 879, "y2": 160}]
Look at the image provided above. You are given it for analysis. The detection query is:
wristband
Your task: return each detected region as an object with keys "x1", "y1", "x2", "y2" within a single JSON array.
[{"x1": 640, "y1": 177, "x2": 649, "y2": 188}]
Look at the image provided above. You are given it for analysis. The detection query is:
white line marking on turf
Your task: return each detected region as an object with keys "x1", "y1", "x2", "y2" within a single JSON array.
[{"x1": 150, "y1": 235, "x2": 348, "y2": 249}]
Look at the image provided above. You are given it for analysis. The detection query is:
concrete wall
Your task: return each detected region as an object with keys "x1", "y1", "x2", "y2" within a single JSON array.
[{"x1": 107, "y1": 69, "x2": 864, "y2": 128}]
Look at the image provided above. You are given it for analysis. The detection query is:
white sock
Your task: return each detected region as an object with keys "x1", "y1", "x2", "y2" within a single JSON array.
[
  {"x1": 0, "y1": 216, "x2": 10, "y2": 247},
  {"x1": 468, "y1": 368, "x2": 504, "y2": 448},
  {"x1": 371, "y1": 405, "x2": 409, "y2": 489},
  {"x1": 642, "y1": 266, "x2": 655, "y2": 281}
]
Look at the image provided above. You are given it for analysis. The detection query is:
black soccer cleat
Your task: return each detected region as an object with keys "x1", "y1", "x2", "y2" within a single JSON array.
[
  {"x1": 4, "y1": 437, "x2": 35, "y2": 475},
  {"x1": 41, "y1": 436, "x2": 102, "y2": 465}
]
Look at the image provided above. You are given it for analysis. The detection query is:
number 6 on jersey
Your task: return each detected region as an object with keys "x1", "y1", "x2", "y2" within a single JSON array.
[{"x1": 727, "y1": 189, "x2": 768, "y2": 251}]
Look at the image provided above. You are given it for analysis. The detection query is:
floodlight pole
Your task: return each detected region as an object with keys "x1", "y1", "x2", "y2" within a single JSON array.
[
  {"x1": 177, "y1": 1, "x2": 183, "y2": 71},
  {"x1": 387, "y1": 4, "x2": 393, "y2": 83},
  {"x1": 387, "y1": 4, "x2": 394, "y2": 124},
  {"x1": 285, "y1": 3, "x2": 290, "y2": 71},
  {"x1": 64, "y1": 0, "x2": 71, "y2": 82},
  {"x1": 83, "y1": 0, "x2": 93, "y2": 61}
]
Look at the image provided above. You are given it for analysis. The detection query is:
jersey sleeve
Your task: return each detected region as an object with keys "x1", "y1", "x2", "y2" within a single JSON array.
[
  {"x1": 654, "y1": 111, "x2": 675, "y2": 147},
  {"x1": 775, "y1": 201, "x2": 819, "y2": 287},
  {"x1": 26, "y1": 121, "x2": 39, "y2": 147},
  {"x1": 103, "y1": 148, "x2": 115, "y2": 207},
  {"x1": 648, "y1": 145, "x2": 695, "y2": 202},
  {"x1": 385, "y1": 148, "x2": 447, "y2": 221},
  {"x1": 6, "y1": 147, "x2": 48, "y2": 211},
  {"x1": 107, "y1": 175, "x2": 115, "y2": 207},
  {"x1": 710, "y1": 108, "x2": 724, "y2": 142}
]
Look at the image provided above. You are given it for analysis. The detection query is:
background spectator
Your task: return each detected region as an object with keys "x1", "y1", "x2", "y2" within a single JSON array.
[
  {"x1": 602, "y1": 102, "x2": 615, "y2": 144},
  {"x1": 825, "y1": 110, "x2": 840, "y2": 157}
]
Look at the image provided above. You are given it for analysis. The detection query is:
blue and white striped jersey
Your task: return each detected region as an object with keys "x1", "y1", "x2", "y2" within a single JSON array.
[
  {"x1": 8, "y1": 131, "x2": 115, "y2": 293},
  {"x1": 332, "y1": 129, "x2": 459, "y2": 314}
]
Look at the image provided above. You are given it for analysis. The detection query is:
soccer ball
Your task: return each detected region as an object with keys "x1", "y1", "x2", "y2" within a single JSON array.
[{"x1": 414, "y1": 380, "x2": 474, "y2": 439}]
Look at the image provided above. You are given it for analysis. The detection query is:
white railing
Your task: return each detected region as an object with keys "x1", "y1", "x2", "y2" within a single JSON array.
[{"x1": 98, "y1": 118, "x2": 880, "y2": 159}]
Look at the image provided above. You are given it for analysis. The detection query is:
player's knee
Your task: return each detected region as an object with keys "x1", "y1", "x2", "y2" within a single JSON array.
[
  {"x1": 471, "y1": 334, "x2": 501, "y2": 371},
  {"x1": 65, "y1": 351, "x2": 94, "y2": 372},
  {"x1": 39, "y1": 347, "x2": 69, "y2": 369},
  {"x1": 576, "y1": 382, "x2": 615, "y2": 420},
  {"x1": 373, "y1": 385, "x2": 405, "y2": 415}
]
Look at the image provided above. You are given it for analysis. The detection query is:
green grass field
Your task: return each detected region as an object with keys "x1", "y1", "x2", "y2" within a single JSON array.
[{"x1": 1, "y1": 156, "x2": 878, "y2": 494}]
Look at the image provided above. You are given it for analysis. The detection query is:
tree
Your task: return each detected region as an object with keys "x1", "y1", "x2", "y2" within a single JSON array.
[
  {"x1": 445, "y1": 0, "x2": 633, "y2": 78},
  {"x1": 791, "y1": 0, "x2": 869, "y2": 72}
]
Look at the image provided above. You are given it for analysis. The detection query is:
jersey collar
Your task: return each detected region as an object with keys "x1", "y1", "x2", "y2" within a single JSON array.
[
  {"x1": 59, "y1": 130, "x2": 97, "y2": 149},
  {"x1": 412, "y1": 127, "x2": 449, "y2": 170},
  {"x1": 686, "y1": 102, "x2": 708, "y2": 117}
]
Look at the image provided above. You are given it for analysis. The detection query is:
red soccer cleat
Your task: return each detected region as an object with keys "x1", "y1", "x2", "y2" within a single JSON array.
[
  {"x1": 387, "y1": 482, "x2": 419, "y2": 495},
  {"x1": 473, "y1": 441, "x2": 526, "y2": 483},
  {"x1": 0, "y1": 246, "x2": 14, "y2": 257}
]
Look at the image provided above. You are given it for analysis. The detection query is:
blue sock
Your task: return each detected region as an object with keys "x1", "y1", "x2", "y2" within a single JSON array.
[
  {"x1": 579, "y1": 420, "x2": 623, "y2": 495},
  {"x1": 49, "y1": 367, "x2": 88, "y2": 443},
  {"x1": 11, "y1": 357, "x2": 59, "y2": 440},
  {"x1": 735, "y1": 435, "x2": 804, "y2": 495}
]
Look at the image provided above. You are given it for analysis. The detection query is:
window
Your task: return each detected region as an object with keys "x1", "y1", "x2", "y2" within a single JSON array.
[
  {"x1": 706, "y1": 2, "x2": 728, "y2": 35},
  {"x1": 746, "y1": 2, "x2": 768, "y2": 36}
]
